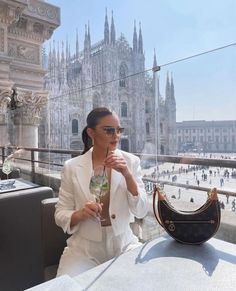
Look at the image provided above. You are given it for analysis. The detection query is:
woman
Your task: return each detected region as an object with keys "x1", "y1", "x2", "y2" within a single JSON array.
[{"x1": 55, "y1": 107, "x2": 148, "y2": 277}]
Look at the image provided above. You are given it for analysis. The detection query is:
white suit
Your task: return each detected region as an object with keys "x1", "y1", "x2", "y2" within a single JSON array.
[{"x1": 55, "y1": 148, "x2": 148, "y2": 277}]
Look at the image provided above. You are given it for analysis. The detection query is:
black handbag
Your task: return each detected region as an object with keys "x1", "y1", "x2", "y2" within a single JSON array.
[{"x1": 153, "y1": 185, "x2": 221, "y2": 244}]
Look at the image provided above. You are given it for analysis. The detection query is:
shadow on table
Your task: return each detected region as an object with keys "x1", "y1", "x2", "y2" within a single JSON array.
[
  {"x1": 82, "y1": 254, "x2": 122, "y2": 291},
  {"x1": 135, "y1": 237, "x2": 236, "y2": 277}
]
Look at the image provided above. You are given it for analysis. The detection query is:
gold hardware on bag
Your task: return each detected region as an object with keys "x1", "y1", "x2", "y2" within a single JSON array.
[{"x1": 168, "y1": 223, "x2": 175, "y2": 232}]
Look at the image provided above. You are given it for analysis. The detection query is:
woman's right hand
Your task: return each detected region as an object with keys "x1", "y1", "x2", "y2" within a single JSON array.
[
  {"x1": 80, "y1": 201, "x2": 103, "y2": 220},
  {"x1": 70, "y1": 201, "x2": 102, "y2": 227}
]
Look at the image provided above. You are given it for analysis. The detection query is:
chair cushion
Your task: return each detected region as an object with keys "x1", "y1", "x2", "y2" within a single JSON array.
[
  {"x1": 0, "y1": 186, "x2": 54, "y2": 291},
  {"x1": 44, "y1": 265, "x2": 59, "y2": 281},
  {"x1": 41, "y1": 198, "x2": 69, "y2": 281}
]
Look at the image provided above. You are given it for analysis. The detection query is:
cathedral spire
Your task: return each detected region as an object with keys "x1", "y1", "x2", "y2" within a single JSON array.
[
  {"x1": 165, "y1": 72, "x2": 171, "y2": 101},
  {"x1": 84, "y1": 24, "x2": 87, "y2": 45},
  {"x1": 84, "y1": 24, "x2": 90, "y2": 58},
  {"x1": 138, "y1": 22, "x2": 143, "y2": 54},
  {"x1": 87, "y1": 21, "x2": 91, "y2": 49},
  {"x1": 170, "y1": 72, "x2": 176, "y2": 105},
  {"x1": 104, "y1": 8, "x2": 109, "y2": 45},
  {"x1": 48, "y1": 42, "x2": 52, "y2": 72},
  {"x1": 52, "y1": 39, "x2": 56, "y2": 64},
  {"x1": 60, "y1": 41, "x2": 65, "y2": 86},
  {"x1": 61, "y1": 41, "x2": 65, "y2": 63},
  {"x1": 110, "y1": 10, "x2": 116, "y2": 46},
  {"x1": 157, "y1": 75, "x2": 161, "y2": 97},
  {"x1": 51, "y1": 40, "x2": 56, "y2": 83},
  {"x1": 68, "y1": 44, "x2": 71, "y2": 60},
  {"x1": 76, "y1": 28, "x2": 79, "y2": 59},
  {"x1": 57, "y1": 41, "x2": 60, "y2": 67},
  {"x1": 133, "y1": 20, "x2": 137, "y2": 53},
  {"x1": 66, "y1": 37, "x2": 69, "y2": 62},
  {"x1": 84, "y1": 24, "x2": 88, "y2": 51},
  {"x1": 153, "y1": 48, "x2": 157, "y2": 68},
  {"x1": 57, "y1": 42, "x2": 61, "y2": 87}
]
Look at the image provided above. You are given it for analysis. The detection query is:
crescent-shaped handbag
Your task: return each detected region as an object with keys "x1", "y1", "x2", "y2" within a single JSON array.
[{"x1": 153, "y1": 185, "x2": 221, "y2": 244}]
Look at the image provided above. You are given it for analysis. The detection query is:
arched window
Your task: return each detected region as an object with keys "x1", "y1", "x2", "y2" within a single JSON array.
[
  {"x1": 72, "y1": 119, "x2": 78, "y2": 135},
  {"x1": 160, "y1": 122, "x2": 163, "y2": 134},
  {"x1": 93, "y1": 93, "x2": 100, "y2": 108},
  {"x1": 119, "y1": 63, "x2": 128, "y2": 87},
  {"x1": 145, "y1": 100, "x2": 150, "y2": 113},
  {"x1": 121, "y1": 102, "x2": 128, "y2": 117},
  {"x1": 146, "y1": 122, "x2": 150, "y2": 134},
  {"x1": 161, "y1": 144, "x2": 165, "y2": 155}
]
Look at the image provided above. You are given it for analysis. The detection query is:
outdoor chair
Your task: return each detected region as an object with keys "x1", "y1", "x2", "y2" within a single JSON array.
[
  {"x1": 0, "y1": 186, "x2": 54, "y2": 291},
  {"x1": 41, "y1": 197, "x2": 69, "y2": 281}
]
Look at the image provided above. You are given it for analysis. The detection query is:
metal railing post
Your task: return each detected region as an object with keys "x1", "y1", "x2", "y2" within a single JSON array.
[
  {"x1": 31, "y1": 150, "x2": 35, "y2": 183},
  {"x1": 2, "y1": 147, "x2": 5, "y2": 163}
]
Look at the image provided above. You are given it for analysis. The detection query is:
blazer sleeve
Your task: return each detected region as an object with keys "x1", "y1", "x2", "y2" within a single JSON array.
[
  {"x1": 55, "y1": 161, "x2": 80, "y2": 234},
  {"x1": 126, "y1": 156, "x2": 149, "y2": 218}
]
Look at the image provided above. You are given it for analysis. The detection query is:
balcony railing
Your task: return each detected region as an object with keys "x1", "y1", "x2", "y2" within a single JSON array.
[
  {"x1": 1, "y1": 145, "x2": 236, "y2": 245},
  {"x1": 1, "y1": 145, "x2": 236, "y2": 198}
]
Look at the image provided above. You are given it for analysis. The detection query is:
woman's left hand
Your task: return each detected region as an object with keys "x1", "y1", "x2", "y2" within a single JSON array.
[{"x1": 104, "y1": 151, "x2": 131, "y2": 178}]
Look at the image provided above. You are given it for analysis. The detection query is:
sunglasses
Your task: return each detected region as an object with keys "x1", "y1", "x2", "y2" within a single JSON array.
[{"x1": 101, "y1": 126, "x2": 125, "y2": 136}]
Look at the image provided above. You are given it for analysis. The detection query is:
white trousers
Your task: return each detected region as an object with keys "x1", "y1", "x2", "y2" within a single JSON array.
[{"x1": 56, "y1": 226, "x2": 141, "y2": 278}]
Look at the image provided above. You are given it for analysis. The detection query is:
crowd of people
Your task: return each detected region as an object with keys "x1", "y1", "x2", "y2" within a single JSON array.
[{"x1": 142, "y1": 159, "x2": 236, "y2": 213}]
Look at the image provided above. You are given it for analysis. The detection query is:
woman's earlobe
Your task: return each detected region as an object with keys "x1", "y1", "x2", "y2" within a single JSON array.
[
  {"x1": 87, "y1": 128, "x2": 94, "y2": 141},
  {"x1": 87, "y1": 127, "x2": 92, "y2": 136}
]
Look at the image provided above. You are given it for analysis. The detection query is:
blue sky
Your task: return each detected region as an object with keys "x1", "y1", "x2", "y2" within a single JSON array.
[{"x1": 46, "y1": 0, "x2": 236, "y2": 121}]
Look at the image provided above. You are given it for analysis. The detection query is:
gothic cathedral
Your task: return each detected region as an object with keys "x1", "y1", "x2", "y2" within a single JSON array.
[{"x1": 42, "y1": 11, "x2": 176, "y2": 156}]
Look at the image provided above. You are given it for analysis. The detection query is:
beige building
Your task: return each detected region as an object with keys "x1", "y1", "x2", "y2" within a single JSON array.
[
  {"x1": 177, "y1": 120, "x2": 236, "y2": 153},
  {"x1": 0, "y1": 0, "x2": 59, "y2": 149}
]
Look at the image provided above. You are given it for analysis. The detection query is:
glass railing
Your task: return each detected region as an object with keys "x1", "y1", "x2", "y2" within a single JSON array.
[
  {"x1": 1, "y1": 145, "x2": 236, "y2": 243},
  {"x1": 1, "y1": 36, "x2": 236, "y2": 243}
]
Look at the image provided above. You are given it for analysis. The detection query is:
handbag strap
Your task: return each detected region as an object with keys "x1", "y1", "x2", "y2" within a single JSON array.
[
  {"x1": 153, "y1": 186, "x2": 218, "y2": 225},
  {"x1": 152, "y1": 185, "x2": 163, "y2": 227}
]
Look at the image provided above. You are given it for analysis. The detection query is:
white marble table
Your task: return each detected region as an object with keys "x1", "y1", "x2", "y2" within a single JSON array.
[
  {"x1": 75, "y1": 236, "x2": 236, "y2": 291},
  {"x1": 0, "y1": 178, "x2": 38, "y2": 193}
]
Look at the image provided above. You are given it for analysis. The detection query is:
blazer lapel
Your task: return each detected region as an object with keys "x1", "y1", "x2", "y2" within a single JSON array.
[
  {"x1": 75, "y1": 149, "x2": 94, "y2": 201},
  {"x1": 110, "y1": 169, "x2": 122, "y2": 201},
  {"x1": 110, "y1": 149, "x2": 123, "y2": 203}
]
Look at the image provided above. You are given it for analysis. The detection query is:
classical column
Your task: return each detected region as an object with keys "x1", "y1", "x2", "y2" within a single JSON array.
[
  {"x1": 0, "y1": 0, "x2": 60, "y2": 165},
  {"x1": 13, "y1": 88, "x2": 48, "y2": 149},
  {"x1": 0, "y1": 88, "x2": 12, "y2": 146}
]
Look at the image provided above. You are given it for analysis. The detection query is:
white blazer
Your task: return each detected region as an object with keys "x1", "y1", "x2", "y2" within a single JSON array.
[{"x1": 55, "y1": 148, "x2": 148, "y2": 242}]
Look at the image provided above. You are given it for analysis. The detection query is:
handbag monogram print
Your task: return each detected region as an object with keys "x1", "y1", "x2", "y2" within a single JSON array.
[{"x1": 153, "y1": 186, "x2": 221, "y2": 245}]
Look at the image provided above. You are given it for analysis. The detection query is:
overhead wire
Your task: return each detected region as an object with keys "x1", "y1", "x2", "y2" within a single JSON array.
[
  {"x1": 159, "y1": 42, "x2": 236, "y2": 68},
  {"x1": 47, "y1": 42, "x2": 236, "y2": 99}
]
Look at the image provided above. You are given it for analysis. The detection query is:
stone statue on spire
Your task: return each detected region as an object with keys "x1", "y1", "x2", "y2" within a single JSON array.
[
  {"x1": 110, "y1": 10, "x2": 116, "y2": 46},
  {"x1": 138, "y1": 22, "x2": 143, "y2": 54},
  {"x1": 104, "y1": 8, "x2": 109, "y2": 45},
  {"x1": 133, "y1": 20, "x2": 137, "y2": 52}
]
